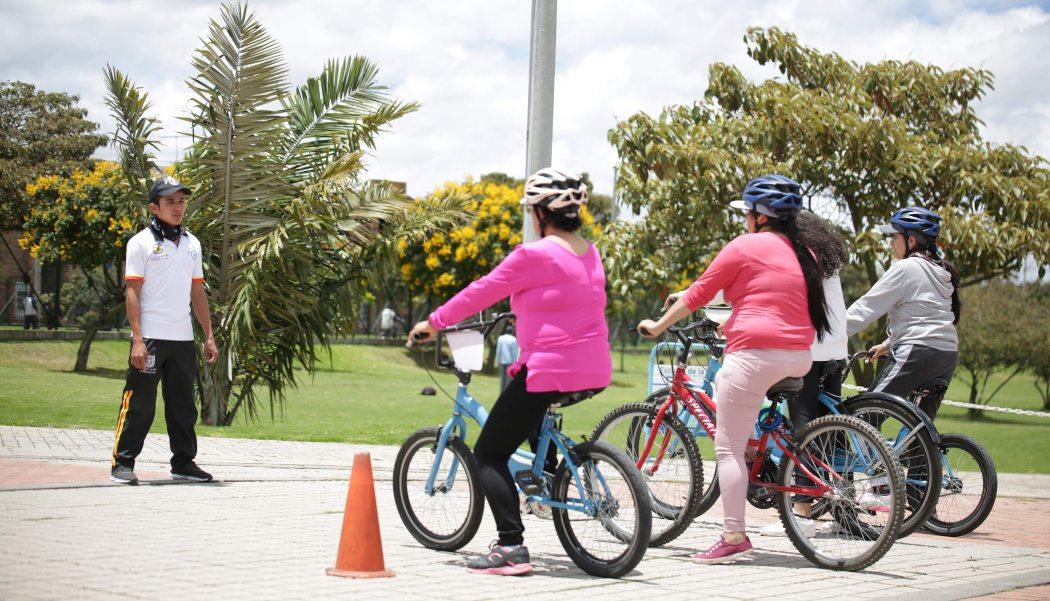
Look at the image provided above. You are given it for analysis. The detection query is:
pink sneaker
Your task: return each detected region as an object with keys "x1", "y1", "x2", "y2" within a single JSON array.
[{"x1": 692, "y1": 535, "x2": 754, "y2": 564}]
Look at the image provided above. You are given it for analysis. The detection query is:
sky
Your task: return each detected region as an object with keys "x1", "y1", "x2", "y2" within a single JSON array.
[{"x1": 1, "y1": 0, "x2": 1048, "y2": 197}]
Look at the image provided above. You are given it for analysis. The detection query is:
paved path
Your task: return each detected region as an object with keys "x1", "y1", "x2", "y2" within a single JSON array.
[{"x1": 1, "y1": 426, "x2": 1048, "y2": 600}]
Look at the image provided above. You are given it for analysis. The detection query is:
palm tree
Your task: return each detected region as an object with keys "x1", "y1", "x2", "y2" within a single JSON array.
[{"x1": 106, "y1": 1, "x2": 469, "y2": 425}]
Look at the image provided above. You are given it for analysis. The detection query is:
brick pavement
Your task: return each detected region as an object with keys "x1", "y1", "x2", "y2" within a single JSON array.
[{"x1": 0, "y1": 426, "x2": 1048, "y2": 600}]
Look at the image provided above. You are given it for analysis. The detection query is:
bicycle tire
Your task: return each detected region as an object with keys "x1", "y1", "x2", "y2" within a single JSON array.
[
  {"x1": 393, "y1": 427, "x2": 484, "y2": 551},
  {"x1": 644, "y1": 386, "x2": 721, "y2": 516},
  {"x1": 591, "y1": 402, "x2": 703, "y2": 546},
  {"x1": 839, "y1": 395, "x2": 942, "y2": 537},
  {"x1": 550, "y1": 440, "x2": 652, "y2": 577},
  {"x1": 924, "y1": 433, "x2": 997, "y2": 537},
  {"x1": 776, "y1": 414, "x2": 905, "y2": 571}
]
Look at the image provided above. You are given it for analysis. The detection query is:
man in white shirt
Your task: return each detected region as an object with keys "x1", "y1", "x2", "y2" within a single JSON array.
[
  {"x1": 495, "y1": 326, "x2": 519, "y2": 391},
  {"x1": 110, "y1": 176, "x2": 218, "y2": 485},
  {"x1": 22, "y1": 292, "x2": 39, "y2": 330},
  {"x1": 378, "y1": 305, "x2": 397, "y2": 339}
]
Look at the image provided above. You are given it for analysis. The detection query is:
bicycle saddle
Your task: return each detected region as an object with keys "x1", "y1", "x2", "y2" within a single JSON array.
[
  {"x1": 767, "y1": 377, "x2": 804, "y2": 395},
  {"x1": 921, "y1": 377, "x2": 950, "y2": 391},
  {"x1": 552, "y1": 390, "x2": 596, "y2": 409}
]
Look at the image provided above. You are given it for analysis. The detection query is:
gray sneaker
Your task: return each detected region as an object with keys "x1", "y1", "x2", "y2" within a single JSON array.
[
  {"x1": 466, "y1": 541, "x2": 532, "y2": 575},
  {"x1": 110, "y1": 465, "x2": 139, "y2": 485}
]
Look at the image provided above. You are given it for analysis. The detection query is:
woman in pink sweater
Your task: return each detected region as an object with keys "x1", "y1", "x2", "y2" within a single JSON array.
[
  {"x1": 409, "y1": 169, "x2": 611, "y2": 576},
  {"x1": 638, "y1": 175, "x2": 830, "y2": 564}
]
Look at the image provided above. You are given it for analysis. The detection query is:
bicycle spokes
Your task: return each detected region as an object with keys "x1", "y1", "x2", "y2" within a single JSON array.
[{"x1": 776, "y1": 416, "x2": 904, "y2": 570}]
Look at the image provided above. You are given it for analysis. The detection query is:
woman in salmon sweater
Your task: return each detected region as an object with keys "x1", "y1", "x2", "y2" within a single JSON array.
[
  {"x1": 409, "y1": 168, "x2": 611, "y2": 576},
  {"x1": 638, "y1": 174, "x2": 830, "y2": 564}
]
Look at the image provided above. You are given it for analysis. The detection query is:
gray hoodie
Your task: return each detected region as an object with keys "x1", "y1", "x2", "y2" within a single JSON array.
[{"x1": 846, "y1": 256, "x2": 958, "y2": 351}]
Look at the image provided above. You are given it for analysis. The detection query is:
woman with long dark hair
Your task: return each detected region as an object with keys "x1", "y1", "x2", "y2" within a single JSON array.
[
  {"x1": 847, "y1": 206, "x2": 961, "y2": 420},
  {"x1": 760, "y1": 211, "x2": 850, "y2": 536},
  {"x1": 638, "y1": 174, "x2": 828, "y2": 564}
]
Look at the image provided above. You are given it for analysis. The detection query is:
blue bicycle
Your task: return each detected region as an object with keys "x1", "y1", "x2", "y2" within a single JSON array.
[{"x1": 392, "y1": 313, "x2": 652, "y2": 578}]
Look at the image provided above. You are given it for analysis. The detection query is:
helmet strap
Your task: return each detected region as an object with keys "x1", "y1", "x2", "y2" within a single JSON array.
[{"x1": 535, "y1": 207, "x2": 550, "y2": 239}]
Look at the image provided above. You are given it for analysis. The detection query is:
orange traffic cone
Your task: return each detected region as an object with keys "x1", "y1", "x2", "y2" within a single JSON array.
[{"x1": 326, "y1": 452, "x2": 396, "y2": 578}]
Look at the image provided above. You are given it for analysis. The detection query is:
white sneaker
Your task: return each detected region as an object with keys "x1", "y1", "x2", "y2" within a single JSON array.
[
  {"x1": 858, "y1": 476, "x2": 891, "y2": 512},
  {"x1": 858, "y1": 491, "x2": 891, "y2": 513},
  {"x1": 760, "y1": 518, "x2": 816, "y2": 537}
]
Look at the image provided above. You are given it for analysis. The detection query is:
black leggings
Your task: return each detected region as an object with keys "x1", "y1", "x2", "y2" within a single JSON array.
[
  {"x1": 473, "y1": 366, "x2": 567, "y2": 547},
  {"x1": 788, "y1": 360, "x2": 841, "y2": 436}
]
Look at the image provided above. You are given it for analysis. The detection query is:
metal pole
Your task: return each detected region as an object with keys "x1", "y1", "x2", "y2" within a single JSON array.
[{"x1": 523, "y1": 0, "x2": 557, "y2": 242}]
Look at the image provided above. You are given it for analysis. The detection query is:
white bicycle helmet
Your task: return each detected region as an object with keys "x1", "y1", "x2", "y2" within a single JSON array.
[{"x1": 521, "y1": 168, "x2": 589, "y2": 214}]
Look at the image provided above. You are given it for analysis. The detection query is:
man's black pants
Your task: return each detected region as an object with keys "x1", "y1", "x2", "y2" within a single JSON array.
[{"x1": 112, "y1": 339, "x2": 198, "y2": 470}]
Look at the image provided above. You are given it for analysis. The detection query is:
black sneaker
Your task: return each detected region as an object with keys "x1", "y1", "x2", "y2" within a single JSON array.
[
  {"x1": 170, "y1": 462, "x2": 213, "y2": 482},
  {"x1": 110, "y1": 465, "x2": 139, "y2": 485},
  {"x1": 466, "y1": 541, "x2": 533, "y2": 575}
]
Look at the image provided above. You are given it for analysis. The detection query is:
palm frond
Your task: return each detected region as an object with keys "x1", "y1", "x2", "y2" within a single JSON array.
[
  {"x1": 103, "y1": 65, "x2": 160, "y2": 197},
  {"x1": 280, "y1": 55, "x2": 420, "y2": 182},
  {"x1": 183, "y1": 0, "x2": 292, "y2": 303}
]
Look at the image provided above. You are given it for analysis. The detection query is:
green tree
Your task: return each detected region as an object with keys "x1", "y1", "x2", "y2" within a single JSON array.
[
  {"x1": 0, "y1": 81, "x2": 108, "y2": 227},
  {"x1": 598, "y1": 220, "x2": 672, "y2": 371},
  {"x1": 608, "y1": 27, "x2": 1049, "y2": 383},
  {"x1": 955, "y1": 282, "x2": 1039, "y2": 418},
  {"x1": 106, "y1": 2, "x2": 469, "y2": 425},
  {"x1": 20, "y1": 161, "x2": 139, "y2": 371},
  {"x1": 1018, "y1": 285, "x2": 1050, "y2": 411},
  {"x1": 0, "y1": 81, "x2": 109, "y2": 326}
]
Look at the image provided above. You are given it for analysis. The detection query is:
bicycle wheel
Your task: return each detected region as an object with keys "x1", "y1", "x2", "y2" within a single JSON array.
[
  {"x1": 550, "y1": 440, "x2": 652, "y2": 577},
  {"x1": 924, "y1": 433, "x2": 997, "y2": 536},
  {"x1": 644, "y1": 387, "x2": 720, "y2": 516},
  {"x1": 591, "y1": 402, "x2": 703, "y2": 546},
  {"x1": 841, "y1": 395, "x2": 941, "y2": 537},
  {"x1": 392, "y1": 427, "x2": 484, "y2": 551},
  {"x1": 776, "y1": 415, "x2": 905, "y2": 571}
]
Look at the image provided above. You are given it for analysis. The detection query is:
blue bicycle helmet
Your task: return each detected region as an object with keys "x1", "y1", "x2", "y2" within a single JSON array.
[
  {"x1": 729, "y1": 174, "x2": 804, "y2": 218},
  {"x1": 877, "y1": 206, "x2": 941, "y2": 239}
]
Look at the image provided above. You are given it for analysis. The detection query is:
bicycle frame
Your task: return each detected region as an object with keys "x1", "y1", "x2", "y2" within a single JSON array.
[
  {"x1": 422, "y1": 336, "x2": 602, "y2": 516},
  {"x1": 641, "y1": 351, "x2": 837, "y2": 499}
]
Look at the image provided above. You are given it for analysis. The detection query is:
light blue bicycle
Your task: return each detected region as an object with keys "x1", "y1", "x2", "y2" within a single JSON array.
[{"x1": 392, "y1": 312, "x2": 652, "y2": 578}]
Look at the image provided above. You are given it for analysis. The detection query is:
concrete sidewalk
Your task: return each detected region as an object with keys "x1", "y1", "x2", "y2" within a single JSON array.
[{"x1": 1, "y1": 426, "x2": 1048, "y2": 600}]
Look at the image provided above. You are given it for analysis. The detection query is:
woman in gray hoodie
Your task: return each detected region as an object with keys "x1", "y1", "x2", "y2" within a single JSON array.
[{"x1": 846, "y1": 206, "x2": 961, "y2": 420}]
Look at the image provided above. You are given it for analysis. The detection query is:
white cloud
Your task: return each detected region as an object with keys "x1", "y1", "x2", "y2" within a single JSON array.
[{"x1": 1, "y1": 0, "x2": 1046, "y2": 197}]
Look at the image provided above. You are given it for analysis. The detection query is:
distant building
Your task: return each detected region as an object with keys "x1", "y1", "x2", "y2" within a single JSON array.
[{"x1": 1, "y1": 230, "x2": 74, "y2": 326}]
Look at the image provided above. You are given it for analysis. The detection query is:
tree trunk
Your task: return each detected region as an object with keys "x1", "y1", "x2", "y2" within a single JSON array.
[
  {"x1": 73, "y1": 324, "x2": 99, "y2": 372},
  {"x1": 52, "y1": 257, "x2": 62, "y2": 330},
  {"x1": 199, "y1": 348, "x2": 232, "y2": 426},
  {"x1": 618, "y1": 322, "x2": 627, "y2": 373},
  {"x1": 967, "y1": 373, "x2": 984, "y2": 420}
]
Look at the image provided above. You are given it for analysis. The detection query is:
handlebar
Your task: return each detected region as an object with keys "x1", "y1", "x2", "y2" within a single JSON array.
[
  {"x1": 837, "y1": 350, "x2": 876, "y2": 385},
  {"x1": 409, "y1": 312, "x2": 515, "y2": 373},
  {"x1": 640, "y1": 318, "x2": 723, "y2": 359}
]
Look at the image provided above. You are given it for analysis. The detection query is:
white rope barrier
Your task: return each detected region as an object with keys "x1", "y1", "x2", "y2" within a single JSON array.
[{"x1": 842, "y1": 383, "x2": 1050, "y2": 419}]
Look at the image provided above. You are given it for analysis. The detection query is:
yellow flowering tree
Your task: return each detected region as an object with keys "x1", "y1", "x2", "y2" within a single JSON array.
[
  {"x1": 20, "y1": 160, "x2": 140, "y2": 370},
  {"x1": 399, "y1": 174, "x2": 599, "y2": 370},
  {"x1": 401, "y1": 174, "x2": 599, "y2": 301}
]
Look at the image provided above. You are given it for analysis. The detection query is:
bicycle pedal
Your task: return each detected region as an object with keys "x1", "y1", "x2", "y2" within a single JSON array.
[{"x1": 514, "y1": 471, "x2": 547, "y2": 496}]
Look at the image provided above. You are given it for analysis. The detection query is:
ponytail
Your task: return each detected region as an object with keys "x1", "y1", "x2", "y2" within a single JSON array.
[
  {"x1": 756, "y1": 211, "x2": 831, "y2": 339},
  {"x1": 908, "y1": 240, "x2": 962, "y2": 325}
]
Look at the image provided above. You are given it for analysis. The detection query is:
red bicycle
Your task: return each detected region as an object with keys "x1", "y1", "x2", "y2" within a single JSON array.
[{"x1": 592, "y1": 319, "x2": 906, "y2": 571}]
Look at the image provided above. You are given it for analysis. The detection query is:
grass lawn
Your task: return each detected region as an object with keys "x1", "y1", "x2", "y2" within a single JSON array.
[{"x1": 0, "y1": 339, "x2": 1046, "y2": 473}]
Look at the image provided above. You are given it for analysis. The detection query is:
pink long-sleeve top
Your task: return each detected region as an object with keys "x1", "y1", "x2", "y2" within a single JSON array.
[
  {"x1": 682, "y1": 232, "x2": 815, "y2": 354},
  {"x1": 428, "y1": 238, "x2": 612, "y2": 393}
]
